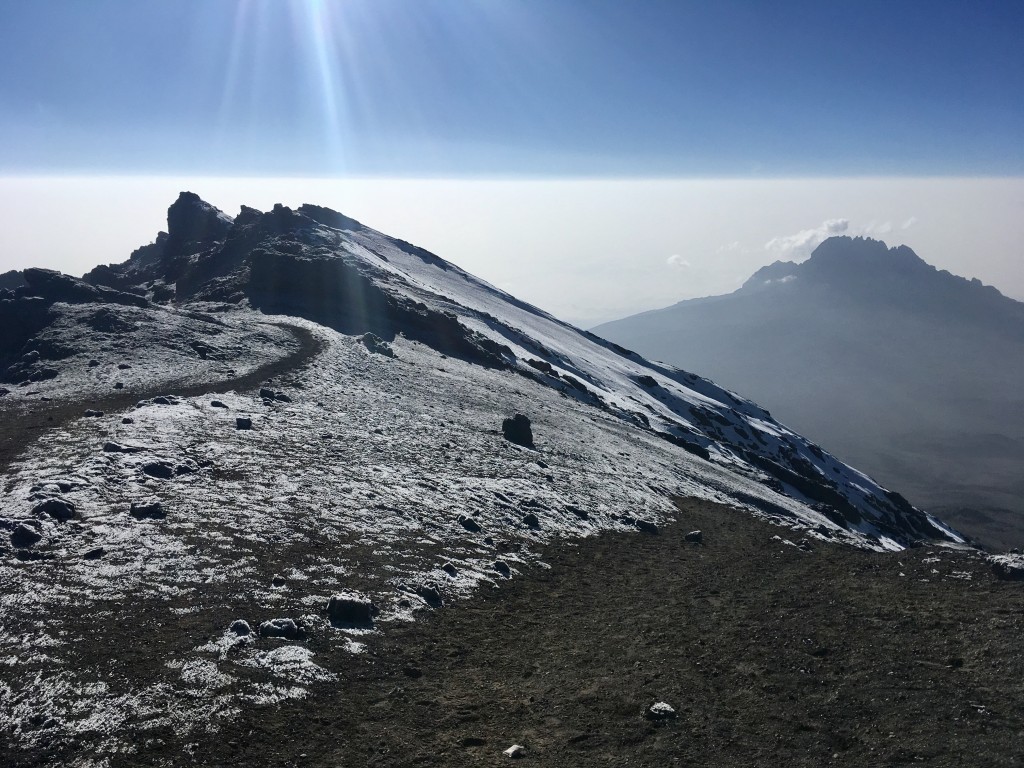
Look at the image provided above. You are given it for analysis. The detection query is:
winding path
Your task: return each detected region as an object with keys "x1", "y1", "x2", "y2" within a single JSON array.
[{"x1": 0, "y1": 322, "x2": 325, "y2": 477}]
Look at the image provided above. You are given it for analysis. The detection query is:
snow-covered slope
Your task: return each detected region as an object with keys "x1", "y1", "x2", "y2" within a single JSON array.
[{"x1": 0, "y1": 195, "x2": 964, "y2": 762}]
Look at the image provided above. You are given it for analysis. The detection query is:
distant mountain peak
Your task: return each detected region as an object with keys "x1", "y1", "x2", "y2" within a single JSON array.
[{"x1": 803, "y1": 236, "x2": 931, "y2": 278}]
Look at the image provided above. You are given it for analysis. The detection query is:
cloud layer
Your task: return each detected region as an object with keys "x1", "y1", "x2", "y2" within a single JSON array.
[{"x1": 764, "y1": 218, "x2": 850, "y2": 260}]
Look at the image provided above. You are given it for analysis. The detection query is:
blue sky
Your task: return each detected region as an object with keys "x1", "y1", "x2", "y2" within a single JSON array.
[{"x1": 1, "y1": 0, "x2": 1021, "y2": 176}]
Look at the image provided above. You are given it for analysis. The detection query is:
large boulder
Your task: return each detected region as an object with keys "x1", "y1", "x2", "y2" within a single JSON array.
[
  {"x1": 326, "y1": 592, "x2": 377, "y2": 626},
  {"x1": 502, "y1": 414, "x2": 534, "y2": 448}
]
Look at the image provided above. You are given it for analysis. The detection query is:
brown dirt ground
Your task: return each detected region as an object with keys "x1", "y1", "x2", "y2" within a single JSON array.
[{"x1": 78, "y1": 498, "x2": 1024, "y2": 768}]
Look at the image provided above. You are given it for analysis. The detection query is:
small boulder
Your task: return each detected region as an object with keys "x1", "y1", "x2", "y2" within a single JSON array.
[
  {"x1": 271, "y1": 574, "x2": 287, "y2": 587},
  {"x1": 635, "y1": 519, "x2": 659, "y2": 535},
  {"x1": 458, "y1": 515, "x2": 482, "y2": 533},
  {"x1": 684, "y1": 530, "x2": 703, "y2": 544},
  {"x1": 503, "y1": 744, "x2": 526, "y2": 759},
  {"x1": 492, "y1": 560, "x2": 512, "y2": 578},
  {"x1": 442, "y1": 562, "x2": 458, "y2": 576},
  {"x1": 326, "y1": 592, "x2": 377, "y2": 626},
  {"x1": 11, "y1": 523, "x2": 42, "y2": 548},
  {"x1": 210, "y1": 400, "x2": 228, "y2": 408},
  {"x1": 522, "y1": 512, "x2": 540, "y2": 529},
  {"x1": 502, "y1": 414, "x2": 534, "y2": 448},
  {"x1": 362, "y1": 333, "x2": 395, "y2": 357},
  {"x1": 142, "y1": 461, "x2": 175, "y2": 479},
  {"x1": 645, "y1": 701, "x2": 678, "y2": 721},
  {"x1": 82, "y1": 547, "x2": 105, "y2": 560},
  {"x1": 990, "y1": 555, "x2": 1024, "y2": 581},
  {"x1": 121, "y1": 417, "x2": 134, "y2": 424},
  {"x1": 259, "y1": 387, "x2": 276, "y2": 400},
  {"x1": 236, "y1": 417, "x2": 252, "y2": 430},
  {"x1": 83, "y1": 409, "x2": 104, "y2": 418},
  {"x1": 415, "y1": 583, "x2": 443, "y2": 607},
  {"x1": 103, "y1": 441, "x2": 141, "y2": 454},
  {"x1": 259, "y1": 618, "x2": 302, "y2": 640},
  {"x1": 229, "y1": 619, "x2": 253, "y2": 636},
  {"x1": 130, "y1": 500, "x2": 165, "y2": 520},
  {"x1": 33, "y1": 497, "x2": 76, "y2": 522}
]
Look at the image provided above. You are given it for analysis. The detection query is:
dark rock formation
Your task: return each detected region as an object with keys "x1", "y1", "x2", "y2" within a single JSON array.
[
  {"x1": 130, "y1": 500, "x2": 165, "y2": 520},
  {"x1": 326, "y1": 593, "x2": 377, "y2": 626},
  {"x1": 502, "y1": 414, "x2": 534, "y2": 448},
  {"x1": 11, "y1": 523, "x2": 42, "y2": 548},
  {"x1": 259, "y1": 618, "x2": 303, "y2": 640}
]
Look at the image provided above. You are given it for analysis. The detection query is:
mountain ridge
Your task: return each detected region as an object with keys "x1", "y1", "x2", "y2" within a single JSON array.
[{"x1": 595, "y1": 235, "x2": 1024, "y2": 548}]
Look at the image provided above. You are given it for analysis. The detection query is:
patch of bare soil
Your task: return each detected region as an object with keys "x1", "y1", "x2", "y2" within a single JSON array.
[
  {"x1": 56, "y1": 498, "x2": 1023, "y2": 768},
  {"x1": 0, "y1": 323, "x2": 323, "y2": 475}
]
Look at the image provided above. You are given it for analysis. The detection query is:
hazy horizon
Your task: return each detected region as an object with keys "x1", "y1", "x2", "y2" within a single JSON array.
[{"x1": 1, "y1": 174, "x2": 1021, "y2": 327}]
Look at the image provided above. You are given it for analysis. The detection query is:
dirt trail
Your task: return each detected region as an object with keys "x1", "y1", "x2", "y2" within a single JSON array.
[{"x1": 0, "y1": 322, "x2": 324, "y2": 475}]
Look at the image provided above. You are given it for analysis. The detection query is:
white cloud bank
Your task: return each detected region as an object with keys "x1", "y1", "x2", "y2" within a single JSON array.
[{"x1": 764, "y1": 218, "x2": 850, "y2": 260}]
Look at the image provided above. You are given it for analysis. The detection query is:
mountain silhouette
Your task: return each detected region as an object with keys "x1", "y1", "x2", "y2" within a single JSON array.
[{"x1": 595, "y1": 236, "x2": 1024, "y2": 548}]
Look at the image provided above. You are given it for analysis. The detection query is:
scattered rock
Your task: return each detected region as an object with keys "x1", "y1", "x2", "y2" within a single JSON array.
[
  {"x1": 536, "y1": 459, "x2": 549, "y2": 469},
  {"x1": 87, "y1": 360, "x2": 100, "y2": 367},
  {"x1": 103, "y1": 441, "x2": 142, "y2": 454},
  {"x1": 113, "y1": 382, "x2": 124, "y2": 389},
  {"x1": 82, "y1": 547, "x2": 106, "y2": 560},
  {"x1": 326, "y1": 592, "x2": 377, "y2": 626},
  {"x1": 33, "y1": 497, "x2": 77, "y2": 522},
  {"x1": 83, "y1": 409, "x2": 104, "y2": 418},
  {"x1": 502, "y1": 414, "x2": 534, "y2": 448},
  {"x1": 635, "y1": 519, "x2": 659, "y2": 535},
  {"x1": 522, "y1": 512, "x2": 540, "y2": 529},
  {"x1": 645, "y1": 701, "x2": 678, "y2": 721},
  {"x1": 151, "y1": 395, "x2": 177, "y2": 405},
  {"x1": 259, "y1": 387, "x2": 276, "y2": 400},
  {"x1": 236, "y1": 417, "x2": 252, "y2": 430},
  {"x1": 990, "y1": 555, "x2": 1024, "y2": 581},
  {"x1": 442, "y1": 562, "x2": 458, "y2": 576},
  {"x1": 130, "y1": 500, "x2": 165, "y2": 520},
  {"x1": 415, "y1": 583, "x2": 443, "y2": 608},
  {"x1": 566, "y1": 506, "x2": 589, "y2": 520},
  {"x1": 458, "y1": 515, "x2": 482, "y2": 533},
  {"x1": 229, "y1": 619, "x2": 253, "y2": 636},
  {"x1": 685, "y1": 530, "x2": 703, "y2": 544},
  {"x1": 28, "y1": 367, "x2": 59, "y2": 382},
  {"x1": 210, "y1": 400, "x2": 228, "y2": 408},
  {"x1": 117, "y1": 363, "x2": 132, "y2": 370},
  {"x1": 493, "y1": 560, "x2": 512, "y2": 578},
  {"x1": 121, "y1": 417, "x2": 134, "y2": 424},
  {"x1": 259, "y1": 618, "x2": 303, "y2": 640},
  {"x1": 11, "y1": 523, "x2": 42, "y2": 548},
  {"x1": 503, "y1": 744, "x2": 526, "y2": 759},
  {"x1": 362, "y1": 332, "x2": 395, "y2": 357},
  {"x1": 142, "y1": 461, "x2": 175, "y2": 479}
]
